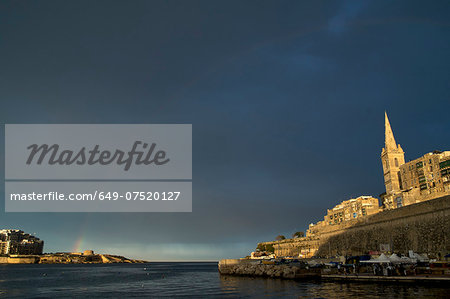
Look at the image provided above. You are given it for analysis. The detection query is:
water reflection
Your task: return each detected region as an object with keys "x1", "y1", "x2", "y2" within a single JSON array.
[{"x1": 219, "y1": 274, "x2": 449, "y2": 298}]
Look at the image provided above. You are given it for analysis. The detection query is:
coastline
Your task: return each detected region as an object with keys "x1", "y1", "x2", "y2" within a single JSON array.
[{"x1": 0, "y1": 253, "x2": 147, "y2": 264}]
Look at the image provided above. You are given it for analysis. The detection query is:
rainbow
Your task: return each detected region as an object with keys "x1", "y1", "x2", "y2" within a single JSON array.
[
  {"x1": 72, "y1": 215, "x2": 91, "y2": 253},
  {"x1": 72, "y1": 235, "x2": 84, "y2": 253}
]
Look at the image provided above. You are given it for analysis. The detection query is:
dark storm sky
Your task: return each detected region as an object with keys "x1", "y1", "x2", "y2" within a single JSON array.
[{"x1": 0, "y1": 0, "x2": 449, "y2": 260}]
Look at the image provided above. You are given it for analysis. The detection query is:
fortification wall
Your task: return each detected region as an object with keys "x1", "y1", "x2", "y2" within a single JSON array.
[
  {"x1": 259, "y1": 237, "x2": 320, "y2": 258},
  {"x1": 259, "y1": 195, "x2": 450, "y2": 258}
]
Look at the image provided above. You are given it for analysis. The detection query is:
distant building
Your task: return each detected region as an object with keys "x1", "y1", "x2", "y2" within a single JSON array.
[
  {"x1": 307, "y1": 196, "x2": 379, "y2": 236},
  {"x1": 0, "y1": 229, "x2": 44, "y2": 255},
  {"x1": 381, "y1": 112, "x2": 450, "y2": 209},
  {"x1": 325, "y1": 196, "x2": 380, "y2": 225}
]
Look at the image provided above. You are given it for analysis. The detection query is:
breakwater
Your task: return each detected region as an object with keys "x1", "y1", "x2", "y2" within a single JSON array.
[{"x1": 218, "y1": 259, "x2": 320, "y2": 279}]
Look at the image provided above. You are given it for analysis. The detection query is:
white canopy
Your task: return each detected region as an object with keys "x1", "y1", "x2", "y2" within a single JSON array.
[
  {"x1": 361, "y1": 253, "x2": 414, "y2": 264},
  {"x1": 389, "y1": 253, "x2": 403, "y2": 263},
  {"x1": 409, "y1": 251, "x2": 429, "y2": 262},
  {"x1": 360, "y1": 253, "x2": 391, "y2": 263}
]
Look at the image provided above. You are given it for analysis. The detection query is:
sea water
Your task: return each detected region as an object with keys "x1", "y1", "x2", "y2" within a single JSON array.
[{"x1": 0, "y1": 262, "x2": 447, "y2": 298}]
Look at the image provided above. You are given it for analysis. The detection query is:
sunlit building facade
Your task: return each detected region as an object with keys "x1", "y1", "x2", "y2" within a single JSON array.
[
  {"x1": 306, "y1": 196, "x2": 380, "y2": 236},
  {"x1": 0, "y1": 229, "x2": 44, "y2": 255},
  {"x1": 381, "y1": 112, "x2": 450, "y2": 209}
]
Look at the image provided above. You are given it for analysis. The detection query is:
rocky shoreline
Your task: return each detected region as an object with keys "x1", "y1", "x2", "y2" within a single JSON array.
[
  {"x1": 0, "y1": 253, "x2": 147, "y2": 264},
  {"x1": 218, "y1": 259, "x2": 320, "y2": 279}
]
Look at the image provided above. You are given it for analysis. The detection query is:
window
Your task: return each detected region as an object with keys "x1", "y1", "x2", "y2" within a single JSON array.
[
  {"x1": 440, "y1": 160, "x2": 450, "y2": 169},
  {"x1": 395, "y1": 158, "x2": 399, "y2": 167}
]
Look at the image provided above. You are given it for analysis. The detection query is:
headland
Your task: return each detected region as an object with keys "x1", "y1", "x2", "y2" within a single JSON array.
[{"x1": 0, "y1": 251, "x2": 147, "y2": 264}]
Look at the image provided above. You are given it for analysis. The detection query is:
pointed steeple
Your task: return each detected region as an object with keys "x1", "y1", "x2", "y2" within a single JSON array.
[
  {"x1": 385, "y1": 111, "x2": 398, "y2": 151},
  {"x1": 381, "y1": 112, "x2": 405, "y2": 199}
]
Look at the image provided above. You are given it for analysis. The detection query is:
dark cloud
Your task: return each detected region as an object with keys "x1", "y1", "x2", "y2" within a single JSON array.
[{"x1": 0, "y1": 0, "x2": 449, "y2": 260}]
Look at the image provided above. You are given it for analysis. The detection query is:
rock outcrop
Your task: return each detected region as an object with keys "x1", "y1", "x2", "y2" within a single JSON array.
[{"x1": 218, "y1": 259, "x2": 320, "y2": 279}]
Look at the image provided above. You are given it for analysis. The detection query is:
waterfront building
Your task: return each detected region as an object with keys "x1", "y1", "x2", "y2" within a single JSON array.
[
  {"x1": 266, "y1": 112, "x2": 449, "y2": 258},
  {"x1": 381, "y1": 113, "x2": 450, "y2": 209},
  {"x1": 325, "y1": 196, "x2": 380, "y2": 225},
  {"x1": 0, "y1": 229, "x2": 44, "y2": 255},
  {"x1": 307, "y1": 196, "x2": 379, "y2": 236},
  {"x1": 306, "y1": 112, "x2": 450, "y2": 236}
]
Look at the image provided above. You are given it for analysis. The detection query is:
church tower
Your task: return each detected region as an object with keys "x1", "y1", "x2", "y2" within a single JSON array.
[{"x1": 381, "y1": 112, "x2": 405, "y2": 196}]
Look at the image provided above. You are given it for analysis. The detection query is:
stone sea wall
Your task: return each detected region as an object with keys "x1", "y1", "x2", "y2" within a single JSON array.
[
  {"x1": 317, "y1": 195, "x2": 450, "y2": 257},
  {"x1": 259, "y1": 195, "x2": 450, "y2": 257}
]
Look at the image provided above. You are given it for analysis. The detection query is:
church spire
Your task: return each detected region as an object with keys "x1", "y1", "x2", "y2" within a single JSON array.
[
  {"x1": 385, "y1": 111, "x2": 398, "y2": 151},
  {"x1": 381, "y1": 111, "x2": 405, "y2": 201}
]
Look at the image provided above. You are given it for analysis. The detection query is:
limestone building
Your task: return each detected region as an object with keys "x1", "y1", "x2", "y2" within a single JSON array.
[
  {"x1": 381, "y1": 112, "x2": 405, "y2": 198},
  {"x1": 0, "y1": 229, "x2": 44, "y2": 255},
  {"x1": 262, "y1": 113, "x2": 449, "y2": 258},
  {"x1": 324, "y1": 196, "x2": 380, "y2": 225},
  {"x1": 381, "y1": 113, "x2": 450, "y2": 209},
  {"x1": 307, "y1": 196, "x2": 379, "y2": 236}
]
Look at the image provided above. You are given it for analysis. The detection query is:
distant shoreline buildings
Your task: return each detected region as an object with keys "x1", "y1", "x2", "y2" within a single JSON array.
[
  {"x1": 0, "y1": 230, "x2": 146, "y2": 264},
  {"x1": 0, "y1": 229, "x2": 44, "y2": 255}
]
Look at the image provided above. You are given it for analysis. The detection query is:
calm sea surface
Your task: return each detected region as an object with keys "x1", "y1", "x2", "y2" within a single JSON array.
[{"x1": 0, "y1": 262, "x2": 448, "y2": 298}]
